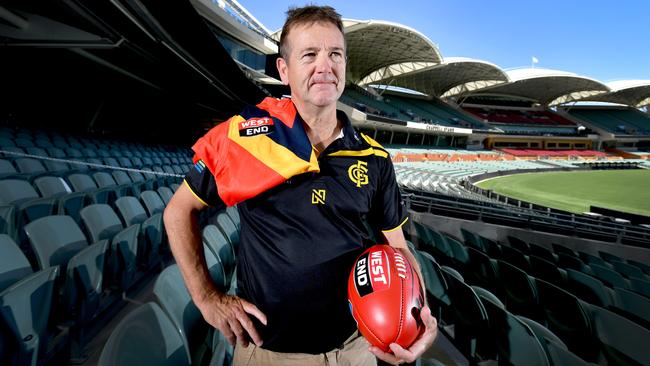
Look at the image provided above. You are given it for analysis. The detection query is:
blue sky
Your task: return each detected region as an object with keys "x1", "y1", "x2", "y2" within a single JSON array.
[{"x1": 239, "y1": 0, "x2": 650, "y2": 83}]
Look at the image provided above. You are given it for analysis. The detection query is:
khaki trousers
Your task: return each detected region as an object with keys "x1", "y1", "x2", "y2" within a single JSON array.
[{"x1": 233, "y1": 332, "x2": 377, "y2": 366}]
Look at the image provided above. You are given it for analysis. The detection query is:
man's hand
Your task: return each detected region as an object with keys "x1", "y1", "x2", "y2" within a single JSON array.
[
  {"x1": 369, "y1": 306, "x2": 438, "y2": 365},
  {"x1": 197, "y1": 290, "x2": 268, "y2": 347}
]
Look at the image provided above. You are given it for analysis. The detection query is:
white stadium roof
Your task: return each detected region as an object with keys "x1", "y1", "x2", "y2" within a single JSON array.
[
  {"x1": 570, "y1": 80, "x2": 650, "y2": 108},
  {"x1": 451, "y1": 68, "x2": 611, "y2": 106},
  {"x1": 343, "y1": 19, "x2": 443, "y2": 83},
  {"x1": 358, "y1": 57, "x2": 509, "y2": 98}
]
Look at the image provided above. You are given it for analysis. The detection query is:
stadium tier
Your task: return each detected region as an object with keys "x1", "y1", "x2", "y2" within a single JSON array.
[{"x1": 567, "y1": 107, "x2": 650, "y2": 136}]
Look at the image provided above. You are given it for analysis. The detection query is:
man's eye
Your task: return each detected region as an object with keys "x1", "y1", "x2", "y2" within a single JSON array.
[
  {"x1": 330, "y1": 52, "x2": 344, "y2": 62},
  {"x1": 302, "y1": 52, "x2": 316, "y2": 59}
]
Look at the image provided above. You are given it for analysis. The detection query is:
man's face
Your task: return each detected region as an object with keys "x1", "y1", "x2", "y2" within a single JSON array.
[{"x1": 277, "y1": 22, "x2": 346, "y2": 109}]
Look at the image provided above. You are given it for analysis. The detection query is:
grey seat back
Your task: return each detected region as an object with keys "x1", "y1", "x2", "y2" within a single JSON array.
[
  {"x1": 80, "y1": 204, "x2": 124, "y2": 243},
  {"x1": 24, "y1": 215, "x2": 88, "y2": 268},
  {"x1": 98, "y1": 302, "x2": 190, "y2": 366},
  {"x1": 115, "y1": 196, "x2": 148, "y2": 226},
  {"x1": 0, "y1": 234, "x2": 33, "y2": 292},
  {"x1": 0, "y1": 266, "x2": 59, "y2": 366}
]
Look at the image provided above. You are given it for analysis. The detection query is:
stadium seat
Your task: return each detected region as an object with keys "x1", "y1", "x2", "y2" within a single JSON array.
[
  {"x1": 442, "y1": 234, "x2": 470, "y2": 270},
  {"x1": 629, "y1": 277, "x2": 650, "y2": 299},
  {"x1": 216, "y1": 212, "x2": 240, "y2": 251},
  {"x1": 202, "y1": 224, "x2": 236, "y2": 288},
  {"x1": 24, "y1": 147, "x2": 48, "y2": 157},
  {"x1": 34, "y1": 176, "x2": 72, "y2": 197},
  {"x1": 140, "y1": 190, "x2": 165, "y2": 216},
  {"x1": 516, "y1": 316, "x2": 567, "y2": 351},
  {"x1": 14, "y1": 158, "x2": 46, "y2": 175},
  {"x1": 578, "y1": 252, "x2": 607, "y2": 267},
  {"x1": 543, "y1": 337, "x2": 593, "y2": 366},
  {"x1": 68, "y1": 173, "x2": 98, "y2": 192},
  {"x1": 565, "y1": 269, "x2": 614, "y2": 307},
  {"x1": 0, "y1": 205, "x2": 16, "y2": 241},
  {"x1": 111, "y1": 170, "x2": 132, "y2": 186},
  {"x1": 46, "y1": 147, "x2": 67, "y2": 159},
  {"x1": 529, "y1": 244, "x2": 557, "y2": 264},
  {"x1": 589, "y1": 264, "x2": 629, "y2": 289},
  {"x1": 587, "y1": 303, "x2": 650, "y2": 366},
  {"x1": 612, "y1": 287, "x2": 650, "y2": 328},
  {"x1": 598, "y1": 251, "x2": 623, "y2": 264},
  {"x1": 0, "y1": 266, "x2": 59, "y2": 366},
  {"x1": 557, "y1": 252, "x2": 590, "y2": 273},
  {"x1": 497, "y1": 260, "x2": 541, "y2": 322},
  {"x1": 472, "y1": 285, "x2": 504, "y2": 309},
  {"x1": 535, "y1": 279, "x2": 597, "y2": 362},
  {"x1": 464, "y1": 247, "x2": 502, "y2": 300},
  {"x1": 415, "y1": 251, "x2": 451, "y2": 322},
  {"x1": 507, "y1": 236, "x2": 530, "y2": 254},
  {"x1": 154, "y1": 264, "x2": 214, "y2": 365},
  {"x1": 93, "y1": 172, "x2": 119, "y2": 188},
  {"x1": 43, "y1": 160, "x2": 69, "y2": 174},
  {"x1": 80, "y1": 205, "x2": 140, "y2": 290},
  {"x1": 115, "y1": 196, "x2": 149, "y2": 227},
  {"x1": 0, "y1": 159, "x2": 18, "y2": 178},
  {"x1": 551, "y1": 243, "x2": 578, "y2": 258},
  {"x1": 0, "y1": 234, "x2": 33, "y2": 292},
  {"x1": 628, "y1": 260, "x2": 650, "y2": 276},
  {"x1": 81, "y1": 204, "x2": 124, "y2": 243},
  {"x1": 157, "y1": 186, "x2": 174, "y2": 205},
  {"x1": 498, "y1": 245, "x2": 530, "y2": 272},
  {"x1": 440, "y1": 266, "x2": 492, "y2": 360},
  {"x1": 225, "y1": 205, "x2": 240, "y2": 229},
  {"x1": 481, "y1": 298, "x2": 550, "y2": 366},
  {"x1": 460, "y1": 228, "x2": 485, "y2": 252},
  {"x1": 610, "y1": 260, "x2": 647, "y2": 280},
  {"x1": 528, "y1": 255, "x2": 566, "y2": 287},
  {"x1": 22, "y1": 215, "x2": 84, "y2": 267},
  {"x1": 62, "y1": 239, "x2": 108, "y2": 339},
  {"x1": 98, "y1": 302, "x2": 190, "y2": 366}
]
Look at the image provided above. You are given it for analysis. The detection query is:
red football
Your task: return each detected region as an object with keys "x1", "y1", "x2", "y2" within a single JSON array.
[{"x1": 348, "y1": 244, "x2": 424, "y2": 352}]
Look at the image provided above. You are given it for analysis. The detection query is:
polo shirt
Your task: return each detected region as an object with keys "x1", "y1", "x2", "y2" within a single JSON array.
[{"x1": 184, "y1": 98, "x2": 407, "y2": 353}]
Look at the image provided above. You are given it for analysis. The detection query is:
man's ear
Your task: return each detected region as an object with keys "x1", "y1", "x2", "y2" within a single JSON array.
[{"x1": 276, "y1": 57, "x2": 290, "y2": 85}]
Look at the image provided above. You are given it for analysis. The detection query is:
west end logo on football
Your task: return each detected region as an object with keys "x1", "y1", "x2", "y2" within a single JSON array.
[
  {"x1": 354, "y1": 249, "x2": 391, "y2": 297},
  {"x1": 348, "y1": 160, "x2": 369, "y2": 187},
  {"x1": 238, "y1": 117, "x2": 275, "y2": 137}
]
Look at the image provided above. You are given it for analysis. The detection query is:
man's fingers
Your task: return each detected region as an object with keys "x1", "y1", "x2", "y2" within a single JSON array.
[
  {"x1": 389, "y1": 343, "x2": 416, "y2": 363},
  {"x1": 369, "y1": 346, "x2": 401, "y2": 365},
  {"x1": 242, "y1": 301, "x2": 268, "y2": 325},
  {"x1": 236, "y1": 312, "x2": 264, "y2": 346},
  {"x1": 227, "y1": 316, "x2": 249, "y2": 347}
]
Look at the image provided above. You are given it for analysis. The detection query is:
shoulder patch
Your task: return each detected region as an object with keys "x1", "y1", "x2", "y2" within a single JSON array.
[{"x1": 238, "y1": 116, "x2": 275, "y2": 137}]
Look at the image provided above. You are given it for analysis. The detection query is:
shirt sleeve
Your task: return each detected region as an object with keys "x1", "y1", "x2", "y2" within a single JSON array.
[
  {"x1": 369, "y1": 157, "x2": 408, "y2": 233},
  {"x1": 184, "y1": 159, "x2": 226, "y2": 210}
]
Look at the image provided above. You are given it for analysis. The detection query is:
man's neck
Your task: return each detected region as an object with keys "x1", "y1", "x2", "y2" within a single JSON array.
[{"x1": 295, "y1": 101, "x2": 341, "y2": 154}]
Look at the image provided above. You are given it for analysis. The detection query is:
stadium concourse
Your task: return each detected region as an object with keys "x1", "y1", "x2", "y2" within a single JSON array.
[{"x1": 2, "y1": 0, "x2": 650, "y2": 365}]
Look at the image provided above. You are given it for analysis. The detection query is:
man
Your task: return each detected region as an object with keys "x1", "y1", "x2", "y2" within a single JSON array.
[{"x1": 163, "y1": 5, "x2": 437, "y2": 365}]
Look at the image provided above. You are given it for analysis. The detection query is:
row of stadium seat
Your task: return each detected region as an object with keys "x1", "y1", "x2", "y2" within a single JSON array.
[
  {"x1": 0, "y1": 193, "x2": 169, "y2": 365},
  {"x1": 0, "y1": 156, "x2": 190, "y2": 181},
  {"x1": 410, "y1": 221, "x2": 650, "y2": 365},
  {"x1": 97, "y1": 209, "x2": 241, "y2": 366},
  {"x1": 0, "y1": 126, "x2": 192, "y2": 158},
  {"x1": 0, "y1": 133, "x2": 196, "y2": 365}
]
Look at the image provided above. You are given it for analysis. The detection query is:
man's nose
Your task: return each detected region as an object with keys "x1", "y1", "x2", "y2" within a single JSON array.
[{"x1": 315, "y1": 53, "x2": 333, "y2": 73}]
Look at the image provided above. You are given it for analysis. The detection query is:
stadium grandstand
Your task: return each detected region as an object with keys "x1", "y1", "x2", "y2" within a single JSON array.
[{"x1": 2, "y1": 0, "x2": 650, "y2": 365}]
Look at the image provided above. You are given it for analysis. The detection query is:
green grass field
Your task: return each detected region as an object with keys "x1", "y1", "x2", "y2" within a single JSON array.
[{"x1": 476, "y1": 169, "x2": 650, "y2": 216}]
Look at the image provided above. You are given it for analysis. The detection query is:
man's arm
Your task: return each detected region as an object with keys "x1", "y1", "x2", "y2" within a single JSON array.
[
  {"x1": 368, "y1": 227, "x2": 438, "y2": 365},
  {"x1": 163, "y1": 183, "x2": 266, "y2": 347}
]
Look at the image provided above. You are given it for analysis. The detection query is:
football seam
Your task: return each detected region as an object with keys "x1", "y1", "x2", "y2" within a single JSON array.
[
  {"x1": 362, "y1": 315, "x2": 389, "y2": 350},
  {"x1": 396, "y1": 255, "x2": 406, "y2": 345}
]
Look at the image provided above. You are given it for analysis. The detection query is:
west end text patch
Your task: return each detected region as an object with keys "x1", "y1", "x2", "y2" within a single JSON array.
[{"x1": 238, "y1": 117, "x2": 275, "y2": 137}]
